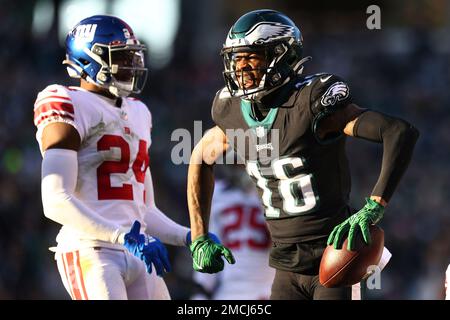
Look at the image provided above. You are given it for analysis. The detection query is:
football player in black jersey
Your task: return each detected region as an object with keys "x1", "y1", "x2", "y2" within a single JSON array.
[{"x1": 187, "y1": 9, "x2": 419, "y2": 300}]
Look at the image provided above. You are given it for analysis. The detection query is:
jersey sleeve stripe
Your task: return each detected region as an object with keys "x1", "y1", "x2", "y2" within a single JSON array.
[
  {"x1": 34, "y1": 95, "x2": 72, "y2": 107},
  {"x1": 34, "y1": 112, "x2": 75, "y2": 127},
  {"x1": 34, "y1": 102, "x2": 75, "y2": 120},
  {"x1": 35, "y1": 108, "x2": 75, "y2": 120}
]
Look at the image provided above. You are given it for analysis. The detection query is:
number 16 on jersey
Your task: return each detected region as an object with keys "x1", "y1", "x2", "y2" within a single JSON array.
[{"x1": 246, "y1": 157, "x2": 318, "y2": 218}]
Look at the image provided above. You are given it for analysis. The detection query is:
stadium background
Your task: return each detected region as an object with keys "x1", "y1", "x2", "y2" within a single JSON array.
[{"x1": 0, "y1": 0, "x2": 448, "y2": 299}]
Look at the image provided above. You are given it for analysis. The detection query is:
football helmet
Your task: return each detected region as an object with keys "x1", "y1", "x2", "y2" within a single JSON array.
[
  {"x1": 221, "y1": 9, "x2": 310, "y2": 100},
  {"x1": 63, "y1": 15, "x2": 148, "y2": 97}
]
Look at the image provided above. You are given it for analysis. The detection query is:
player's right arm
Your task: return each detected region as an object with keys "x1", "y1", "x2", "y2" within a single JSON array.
[
  {"x1": 309, "y1": 75, "x2": 419, "y2": 250},
  {"x1": 187, "y1": 126, "x2": 235, "y2": 273},
  {"x1": 35, "y1": 86, "x2": 127, "y2": 245},
  {"x1": 188, "y1": 126, "x2": 228, "y2": 240}
]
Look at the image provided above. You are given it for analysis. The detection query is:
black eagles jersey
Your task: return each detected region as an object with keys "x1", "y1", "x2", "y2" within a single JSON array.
[{"x1": 212, "y1": 73, "x2": 354, "y2": 244}]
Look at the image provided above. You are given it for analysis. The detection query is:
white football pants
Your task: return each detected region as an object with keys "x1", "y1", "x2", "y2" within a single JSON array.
[{"x1": 55, "y1": 247, "x2": 170, "y2": 300}]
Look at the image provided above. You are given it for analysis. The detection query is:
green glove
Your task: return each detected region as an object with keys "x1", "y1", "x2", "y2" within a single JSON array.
[
  {"x1": 190, "y1": 235, "x2": 235, "y2": 273},
  {"x1": 327, "y1": 198, "x2": 384, "y2": 251}
]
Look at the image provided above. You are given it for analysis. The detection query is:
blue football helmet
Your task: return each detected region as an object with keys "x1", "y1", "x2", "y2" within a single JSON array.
[
  {"x1": 63, "y1": 15, "x2": 148, "y2": 97},
  {"x1": 221, "y1": 9, "x2": 310, "y2": 101}
]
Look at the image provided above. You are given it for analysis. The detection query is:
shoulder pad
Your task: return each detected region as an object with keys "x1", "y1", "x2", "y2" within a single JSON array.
[
  {"x1": 34, "y1": 85, "x2": 75, "y2": 128},
  {"x1": 309, "y1": 74, "x2": 352, "y2": 145},
  {"x1": 216, "y1": 87, "x2": 232, "y2": 100},
  {"x1": 211, "y1": 87, "x2": 232, "y2": 123},
  {"x1": 310, "y1": 74, "x2": 351, "y2": 116}
]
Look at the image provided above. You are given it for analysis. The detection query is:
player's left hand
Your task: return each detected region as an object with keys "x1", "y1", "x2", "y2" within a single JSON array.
[
  {"x1": 327, "y1": 198, "x2": 384, "y2": 251},
  {"x1": 140, "y1": 235, "x2": 171, "y2": 276},
  {"x1": 189, "y1": 235, "x2": 235, "y2": 273},
  {"x1": 124, "y1": 221, "x2": 171, "y2": 276}
]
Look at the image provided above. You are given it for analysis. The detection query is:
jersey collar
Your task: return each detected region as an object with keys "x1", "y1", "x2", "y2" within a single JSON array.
[{"x1": 240, "y1": 99, "x2": 278, "y2": 131}]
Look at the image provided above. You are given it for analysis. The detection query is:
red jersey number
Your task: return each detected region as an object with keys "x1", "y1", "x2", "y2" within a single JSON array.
[
  {"x1": 97, "y1": 135, "x2": 149, "y2": 200},
  {"x1": 221, "y1": 205, "x2": 270, "y2": 250}
]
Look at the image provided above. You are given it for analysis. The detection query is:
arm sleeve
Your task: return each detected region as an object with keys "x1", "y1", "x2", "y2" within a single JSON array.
[
  {"x1": 41, "y1": 149, "x2": 126, "y2": 244},
  {"x1": 353, "y1": 110, "x2": 420, "y2": 202},
  {"x1": 143, "y1": 168, "x2": 190, "y2": 246}
]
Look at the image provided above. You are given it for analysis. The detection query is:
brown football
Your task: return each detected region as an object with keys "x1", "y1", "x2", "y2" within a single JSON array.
[{"x1": 319, "y1": 225, "x2": 384, "y2": 288}]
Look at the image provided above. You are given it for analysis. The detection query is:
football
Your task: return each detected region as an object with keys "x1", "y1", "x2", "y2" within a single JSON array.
[{"x1": 319, "y1": 225, "x2": 384, "y2": 288}]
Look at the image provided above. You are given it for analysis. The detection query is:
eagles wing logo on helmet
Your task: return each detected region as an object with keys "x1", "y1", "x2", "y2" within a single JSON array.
[
  {"x1": 320, "y1": 82, "x2": 350, "y2": 106},
  {"x1": 225, "y1": 22, "x2": 296, "y2": 47},
  {"x1": 249, "y1": 22, "x2": 296, "y2": 44}
]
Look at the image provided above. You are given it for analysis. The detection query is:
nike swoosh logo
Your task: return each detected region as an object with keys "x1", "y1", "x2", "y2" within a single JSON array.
[{"x1": 320, "y1": 75, "x2": 332, "y2": 83}]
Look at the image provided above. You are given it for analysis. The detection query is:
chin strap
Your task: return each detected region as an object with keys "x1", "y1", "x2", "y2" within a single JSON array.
[
  {"x1": 62, "y1": 59, "x2": 83, "y2": 79},
  {"x1": 62, "y1": 59, "x2": 100, "y2": 86},
  {"x1": 241, "y1": 55, "x2": 313, "y2": 103},
  {"x1": 63, "y1": 59, "x2": 130, "y2": 97},
  {"x1": 108, "y1": 85, "x2": 121, "y2": 97}
]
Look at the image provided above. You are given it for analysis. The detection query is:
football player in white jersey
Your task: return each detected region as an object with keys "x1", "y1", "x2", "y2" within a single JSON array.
[
  {"x1": 192, "y1": 165, "x2": 275, "y2": 300},
  {"x1": 34, "y1": 15, "x2": 211, "y2": 300}
]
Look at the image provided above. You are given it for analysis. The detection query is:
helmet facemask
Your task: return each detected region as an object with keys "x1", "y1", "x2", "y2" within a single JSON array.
[
  {"x1": 64, "y1": 42, "x2": 148, "y2": 97},
  {"x1": 90, "y1": 43, "x2": 148, "y2": 97},
  {"x1": 222, "y1": 46, "x2": 268, "y2": 98},
  {"x1": 222, "y1": 37, "x2": 307, "y2": 101}
]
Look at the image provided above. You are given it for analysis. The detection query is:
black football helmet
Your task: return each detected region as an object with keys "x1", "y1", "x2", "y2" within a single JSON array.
[{"x1": 221, "y1": 9, "x2": 309, "y2": 101}]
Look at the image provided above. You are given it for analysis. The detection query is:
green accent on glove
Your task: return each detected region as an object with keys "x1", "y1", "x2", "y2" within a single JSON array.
[
  {"x1": 189, "y1": 235, "x2": 235, "y2": 273},
  {"x1": 327, "y1": 198, "x2": 384, "y2": 251}
]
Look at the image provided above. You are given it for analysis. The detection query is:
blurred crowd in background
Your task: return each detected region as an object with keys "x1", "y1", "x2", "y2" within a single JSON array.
[{"x1": 0, "y1": 0, "x2": 449, "y2": 299}]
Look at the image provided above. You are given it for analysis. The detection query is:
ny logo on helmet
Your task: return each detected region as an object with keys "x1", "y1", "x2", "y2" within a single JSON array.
[{"x1": 74, "y1": 24, "x2": 97, "y2": 42}]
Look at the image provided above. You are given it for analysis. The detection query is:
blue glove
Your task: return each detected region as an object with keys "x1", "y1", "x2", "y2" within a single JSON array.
[
  {"x1": 186, "y1": 230, "x2": 221, "y2": 246},
  {"x1": 124, "y1": 221, "x2": 171, "y2": 276}
]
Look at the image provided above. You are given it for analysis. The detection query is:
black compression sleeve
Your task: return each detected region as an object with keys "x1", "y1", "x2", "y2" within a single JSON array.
[{"x1": 353, "y1": 110, "x2": 420, "y2": 202}]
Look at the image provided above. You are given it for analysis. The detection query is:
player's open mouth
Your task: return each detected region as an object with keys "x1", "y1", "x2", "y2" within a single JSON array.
[{"x1": 237, "y1": 73, "x2": 257, "y2": 89}]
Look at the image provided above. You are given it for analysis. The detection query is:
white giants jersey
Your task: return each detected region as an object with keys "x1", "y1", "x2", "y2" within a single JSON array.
[
  {"x1": 194, "y1": 180, "x2": 275, "y2": 300},
  {"x1": 34, "y1": 85, "x2": 153, "y2": 250}
]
